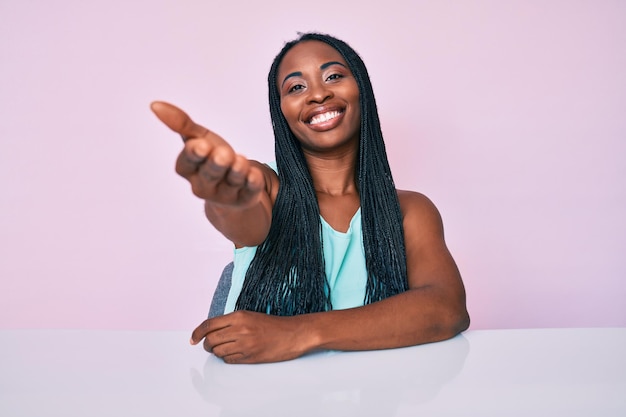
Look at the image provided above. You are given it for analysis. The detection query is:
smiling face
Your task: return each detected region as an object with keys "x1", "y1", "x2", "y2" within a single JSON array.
[{"x1": 277, "y1": 40, "x2": 361, "y2": 155}]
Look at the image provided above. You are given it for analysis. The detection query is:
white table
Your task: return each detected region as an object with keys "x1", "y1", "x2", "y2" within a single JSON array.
[{"x1": 1, "y1": 328, "x2": 624, "y2": 416}]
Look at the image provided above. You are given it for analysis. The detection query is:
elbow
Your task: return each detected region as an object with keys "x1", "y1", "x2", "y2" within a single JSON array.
[
  {"x1": 433, "y1": 306, "x2": 470, "y2": 342},
  {"x1": 448, "y1": 306, "x2": 470, "y2": 338},
  {"x1": 442, "y1": 290, "x2": 470, "y2": 338},
  {"x1": 453, "y1": 308, "x2": 470, "y2": 335}
]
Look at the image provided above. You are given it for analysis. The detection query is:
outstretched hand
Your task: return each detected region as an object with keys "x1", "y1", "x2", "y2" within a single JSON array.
[{"x1": 150, "y1": 101, "x2": 266, "y2": 208}]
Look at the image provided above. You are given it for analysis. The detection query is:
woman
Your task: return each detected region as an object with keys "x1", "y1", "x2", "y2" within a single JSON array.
[{"x1": 151, "y1": 33, "x2": 469, "y2": 364}]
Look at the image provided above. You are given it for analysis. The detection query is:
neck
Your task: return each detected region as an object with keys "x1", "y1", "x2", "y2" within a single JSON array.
[{"x1": 304, "y1": 151, "x2": 358, "y2": 196}]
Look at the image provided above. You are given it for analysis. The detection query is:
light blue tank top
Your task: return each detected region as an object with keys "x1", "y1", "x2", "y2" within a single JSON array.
[{"x1": 223, "y1": 208, "x2": 368, "y2": 314}]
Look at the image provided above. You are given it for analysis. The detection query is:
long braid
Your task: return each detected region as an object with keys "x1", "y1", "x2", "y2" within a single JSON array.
[
  {"x1": 315, "y1": 34, "x2": 408, "y2": 302},
  {"x1": 235, "y1": 39, "x2": 330, "y2": 315},
  {"x1": 235, "y1": 33, "x2": 407, "y2": 315}
]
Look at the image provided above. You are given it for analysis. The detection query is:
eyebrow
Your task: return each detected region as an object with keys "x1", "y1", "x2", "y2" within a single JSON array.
[
  {"x1": 281, "y1": 71, "x2": 302, "y2": 88},
  {"x1": 320, "y1": 61, "x2": 346, "y2": 70},
  {"x1": 281, "y1": 61, "x2": 348, "y2": 88}
]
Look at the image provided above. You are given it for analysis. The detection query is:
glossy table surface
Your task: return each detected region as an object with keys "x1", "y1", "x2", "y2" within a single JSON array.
[{"x1": 1, "y1": 328, "x2": 625, "y2": 416}]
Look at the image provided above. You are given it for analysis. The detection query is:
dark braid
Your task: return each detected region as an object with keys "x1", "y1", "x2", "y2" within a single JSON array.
[{"x1": 235, "y1": 33, "x2": 408, "y2": 315}]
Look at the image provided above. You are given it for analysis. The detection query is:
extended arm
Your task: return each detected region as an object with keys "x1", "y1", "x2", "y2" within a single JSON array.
[
  {"x1": 151, "y1": 101, "x2": 277, "y2": 247},
  {"x1": 191, "y1": 191, "x2": 469, "y2": 363}
]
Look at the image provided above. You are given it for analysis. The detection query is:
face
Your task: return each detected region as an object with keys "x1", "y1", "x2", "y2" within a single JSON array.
[{"x1": 277, "y1": 41, "x2": 361, "y2": 154}]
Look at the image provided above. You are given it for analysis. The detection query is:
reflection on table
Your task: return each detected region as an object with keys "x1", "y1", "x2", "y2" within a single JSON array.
[{"x1": 1, "y1": 328, "x2": 624, "y2": 416}]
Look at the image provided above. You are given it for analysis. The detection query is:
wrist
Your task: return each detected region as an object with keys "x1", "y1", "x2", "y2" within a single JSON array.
[{"x1": 294, "y1": 313, "x2": 325, "y2": 354}]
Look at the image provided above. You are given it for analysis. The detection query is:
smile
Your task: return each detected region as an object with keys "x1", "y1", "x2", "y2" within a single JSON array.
[{"x1": 308, "y1": 110, "x2": 343, "y2": 125}]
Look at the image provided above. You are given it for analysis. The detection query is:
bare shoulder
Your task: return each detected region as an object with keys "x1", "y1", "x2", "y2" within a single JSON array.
[
  {"x1": 396, "y1": 190, "x2": 443, "y2": 223},
  {"x1": 396, "y1": 189, "x2": 446, "y2": 243}
]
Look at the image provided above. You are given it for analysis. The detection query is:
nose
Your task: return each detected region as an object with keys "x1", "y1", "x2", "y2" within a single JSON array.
[{"x1": 306, "y1": 80, "x2": 333, "y2": 104}]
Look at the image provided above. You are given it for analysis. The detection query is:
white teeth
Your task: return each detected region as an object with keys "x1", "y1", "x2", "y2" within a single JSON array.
[{"x1": 309, "y1": 111, "x2": 340, "y2": 125}]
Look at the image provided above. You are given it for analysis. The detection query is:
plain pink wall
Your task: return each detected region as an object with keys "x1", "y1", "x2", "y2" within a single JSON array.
[{"x1": 1, "y1": 0, "x2": 624, "y2": 330}]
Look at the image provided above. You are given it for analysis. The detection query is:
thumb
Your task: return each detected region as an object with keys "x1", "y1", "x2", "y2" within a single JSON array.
[{"x1": 150, "y1": 101, "x2": 209, "y2": 140}]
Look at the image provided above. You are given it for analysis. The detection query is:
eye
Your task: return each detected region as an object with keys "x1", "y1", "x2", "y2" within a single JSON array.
[
  {"x1": 326, "y1": 73, "x2": 343, "y2": 81},
  {"x1": 287, "y1": 83, "x2": 305, "y2": 94}
]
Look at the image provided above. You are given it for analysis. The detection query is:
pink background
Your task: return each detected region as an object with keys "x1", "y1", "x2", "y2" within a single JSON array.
[{"x1": 1, "y1": 0, "x2": 624, "y2": 330}]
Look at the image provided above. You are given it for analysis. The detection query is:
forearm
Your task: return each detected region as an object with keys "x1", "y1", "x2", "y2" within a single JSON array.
[
  {"x1": 194, "y1": 285, "x2": 468, "y2": 364},
  {"x1": 204, "y1": 197, "x2": 272, "y2": 247},
  {"x1": 298, "y1": 288, "x2": 469, "y2": 353}
]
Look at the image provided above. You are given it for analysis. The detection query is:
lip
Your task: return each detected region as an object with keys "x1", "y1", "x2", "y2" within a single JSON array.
[{"x1": 302, "y1": 105, "x2": 345, "y2": 131}]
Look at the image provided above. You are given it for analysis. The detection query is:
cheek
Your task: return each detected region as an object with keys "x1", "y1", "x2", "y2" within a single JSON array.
[
  {"x1": 350, "y1": 95, "x2": 361, "y2": 125},
  {"x1": 280, "y1": 102, "x2": 303, "y2": 134},
  {"x1": 280, "y1": 101, "x2": 297, "y2": 123},
  {"x1": 346, "y1": 85, "x2": 360, "y2": 119}
]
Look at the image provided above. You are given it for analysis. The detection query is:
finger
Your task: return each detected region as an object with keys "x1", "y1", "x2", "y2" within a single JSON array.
[
  {"x1": 201, "y1": 158, "x2": 262, "y2": 206},
  {"x1": 195, "y1": 144, "x2": 237, "y2": 184},
  {"x1": 222, "y1": 353, "x2": 246, "y2": 364},
  {"x1": 150, "y1": 101, "x2": 209, "y2": 140},
  {"x1": 190, "y1": 317, "x2": 229, "y2": 345},
  {"x1": 221, "y1": 165, "x2": 264, "y2": 204},
  {"x1": 203, "y1": 323, "x2": 241, "y2": 353},
  {"x1": 209, "y1": 340, "x2": 243, "y2": 360},
  {"x1": 224, "y1": 154, "x2": 249, "y2": 187},
  {"x1": 175, "y1": 139, "x2": 211, "y2": 178},
  {"x1": 243, "y1": 165, "x2": 266, "y2": 195}
]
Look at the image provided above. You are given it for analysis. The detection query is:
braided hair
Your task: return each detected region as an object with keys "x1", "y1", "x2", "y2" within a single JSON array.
[{"x1": 235, "y1": 33, "x2": 408, "y2": 315}]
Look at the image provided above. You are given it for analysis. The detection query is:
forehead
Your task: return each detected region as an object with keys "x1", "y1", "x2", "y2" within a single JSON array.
[{"x1": 277, "y1": 40, "x2": 348, "y2": 78}]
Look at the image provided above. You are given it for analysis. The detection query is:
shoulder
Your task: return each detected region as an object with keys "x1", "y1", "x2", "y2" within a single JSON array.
[
  {"x1": 397, "y1": 190, "x2": 442, "y2": 221},
  {"x1": 396, "y1": 190, "x2": 445, "y2": 240}
]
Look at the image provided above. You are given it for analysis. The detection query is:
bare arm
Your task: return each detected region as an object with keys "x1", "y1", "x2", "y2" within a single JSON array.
[
  {"x1": 151, "y1": 101, "x2": 277, "y2": 247},
  {"x1": 191, "y1": 191, "x2": 469, "y2": 363},
  {"x1": 301, "y1": 191, "x2": 469, "y2": 350}
]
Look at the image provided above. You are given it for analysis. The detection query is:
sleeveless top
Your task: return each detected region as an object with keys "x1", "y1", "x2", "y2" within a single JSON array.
[{"x1": 223, "y1": 208, "x2": 368, "y2": 314}]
